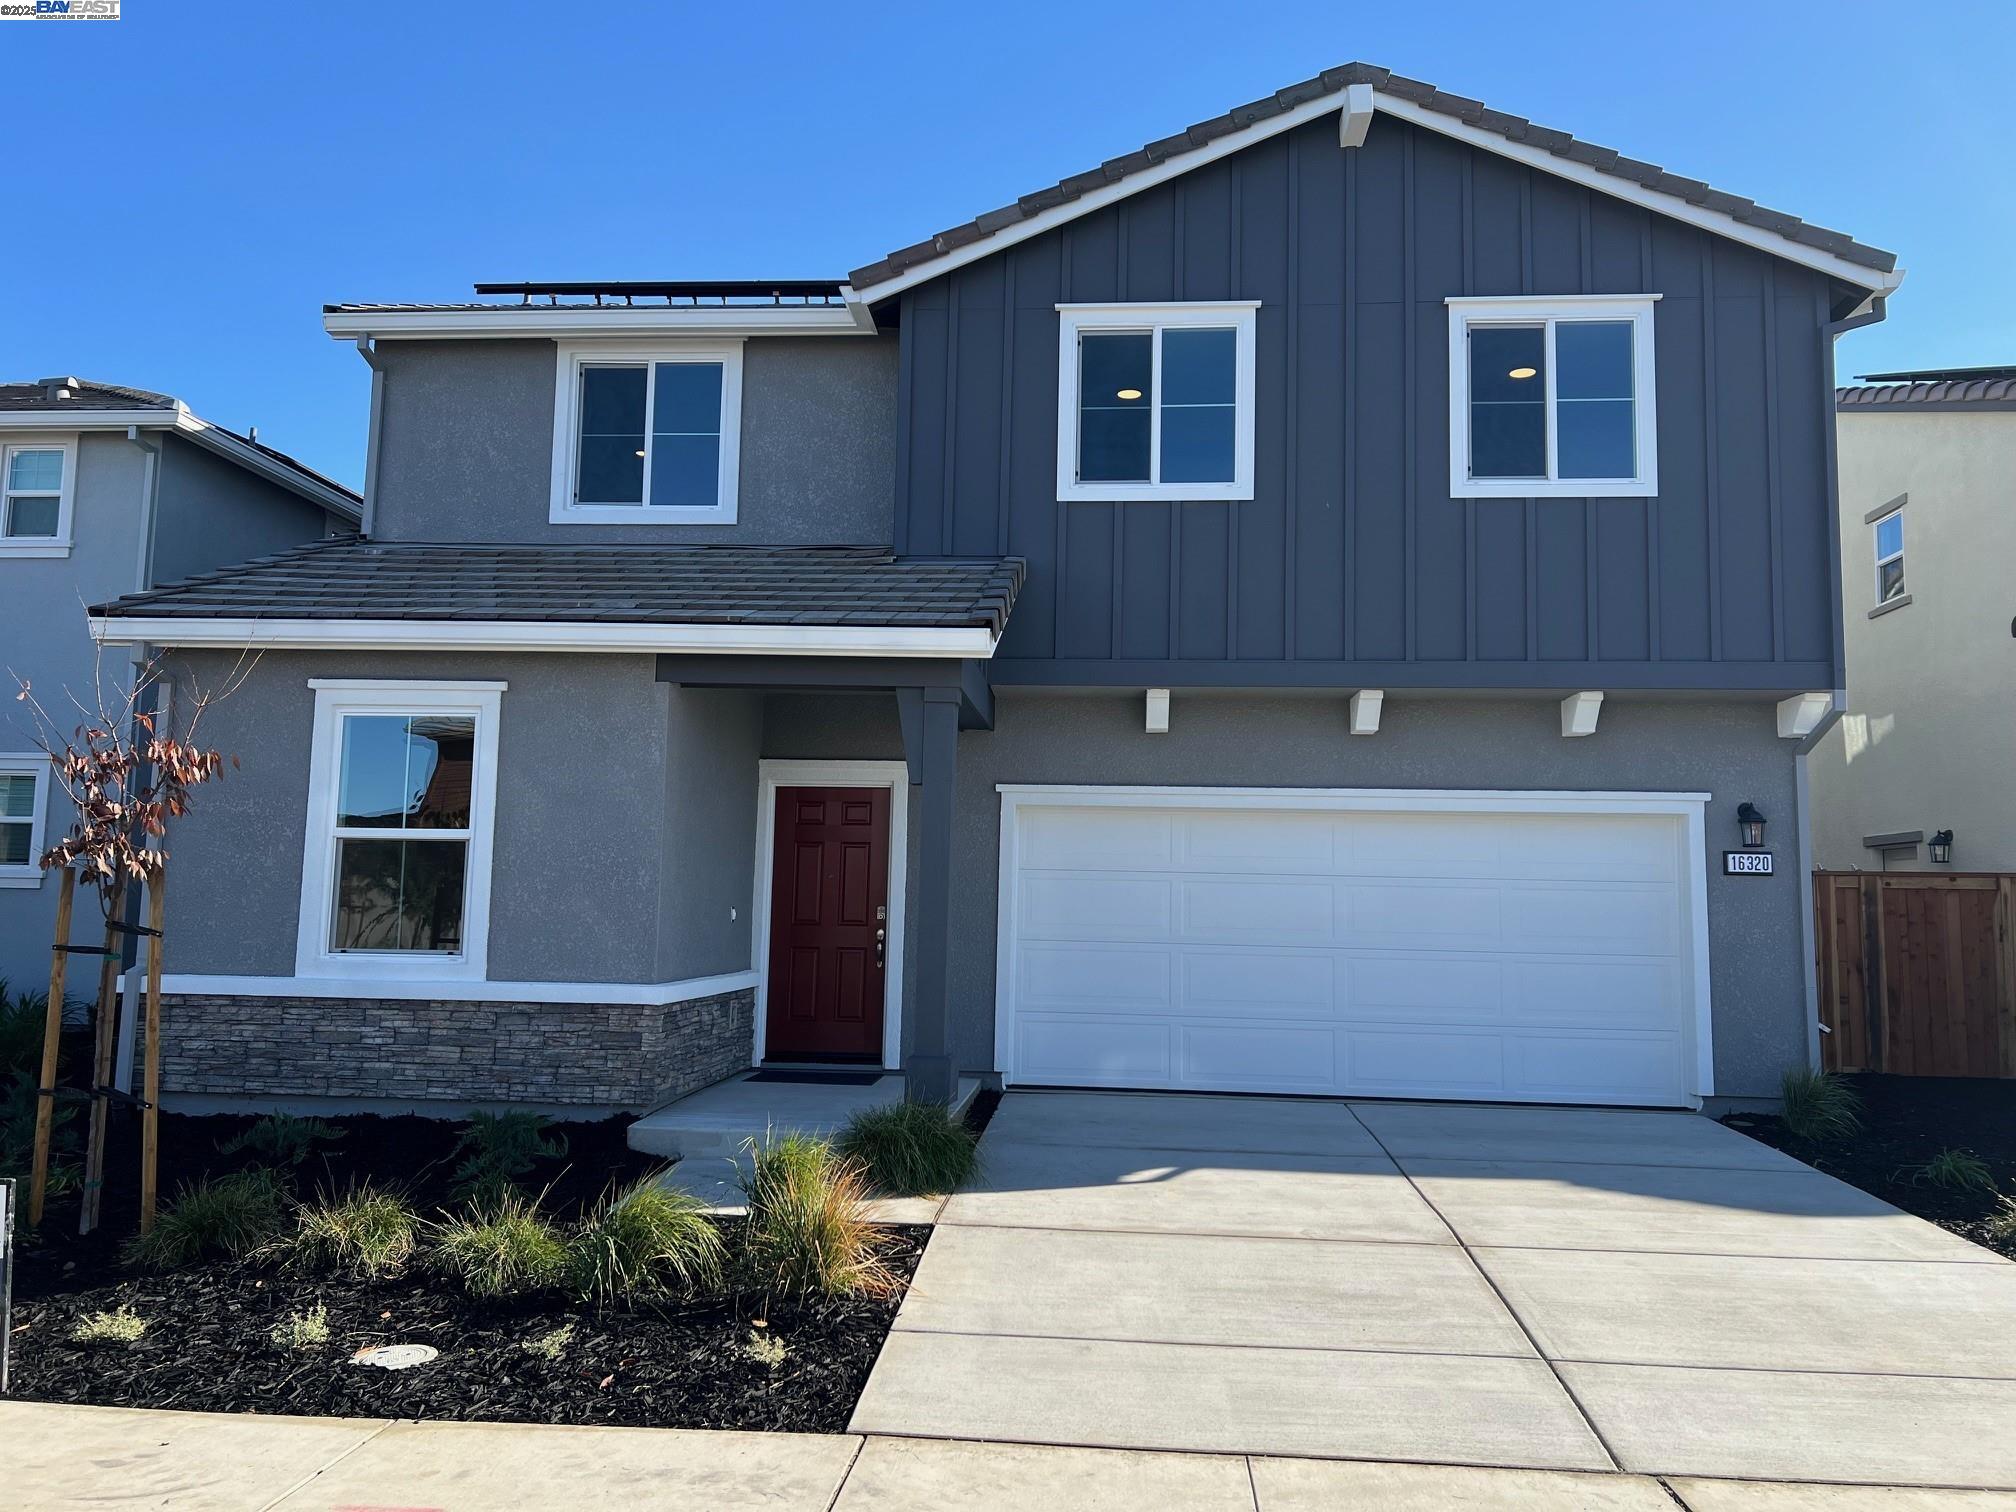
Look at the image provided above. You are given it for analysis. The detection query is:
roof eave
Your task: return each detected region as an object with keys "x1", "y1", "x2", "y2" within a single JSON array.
[
  {"x1": 848, "y1": 83, "x2": 1903, "y2": 306},
  {"x1": 324, "y1": 295, "x2": 879, "y2": 342}
]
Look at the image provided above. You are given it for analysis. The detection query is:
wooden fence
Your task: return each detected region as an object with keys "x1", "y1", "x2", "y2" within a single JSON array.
[{"x1": 1814, "y1": 872, "x2": 2016, "y2": 1078}]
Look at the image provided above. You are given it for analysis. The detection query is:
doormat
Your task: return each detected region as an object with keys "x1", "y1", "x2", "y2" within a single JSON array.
[{"x1": 746, "y1": 1069, "x2": 886, "y2": 1086}]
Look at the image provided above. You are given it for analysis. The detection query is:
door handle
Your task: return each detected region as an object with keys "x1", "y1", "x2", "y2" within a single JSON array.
[{"x1": 876, "y1": 926, "x2": 886, "y2": 966}]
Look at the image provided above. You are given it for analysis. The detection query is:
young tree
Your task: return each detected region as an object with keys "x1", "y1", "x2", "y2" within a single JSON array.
[{"x1": 10, "y1": 639, "x2": 253, "y2": 1229}]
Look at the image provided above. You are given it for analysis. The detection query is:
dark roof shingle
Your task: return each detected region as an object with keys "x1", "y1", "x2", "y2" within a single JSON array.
[
  {"x1": 94, "y1": 539, "x2": 1025, "y2": 635},
  {"x1": 0, "y1": 377, "x2": 176, "y2": 411},
  {"x1": 847, "y1": 61, "x2": 1898, "y2": 291}
]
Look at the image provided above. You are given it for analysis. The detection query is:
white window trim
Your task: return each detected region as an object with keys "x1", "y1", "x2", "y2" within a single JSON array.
[
  {"x1": 1446, "y1": 295, "x2": 1660, "y2": 499},
  {"x1": 1873, "y1": 506, "x2": 1906, "y2": 605},
  {"x1": 1055, "y1": 302, "x2": 1258, "y2": 503},
  {"x1": 0, "y1": 753, "x2": 51, "y2": 888},
  {"x1": 0, "y1": 433, "x2": 78, "y2": 556},
  {"x1": 751, "y1": 760, "x2": 909, "y2": 1072},
  {"x1": 548, "y1": 339, "x2": 744, "y2": 525},
  {"x1": 294, "y1": 679, "x2": 505, "y2": 983}
]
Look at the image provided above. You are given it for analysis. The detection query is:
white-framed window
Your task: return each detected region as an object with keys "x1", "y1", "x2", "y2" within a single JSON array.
[
  {"x1": 1446, "y1": 295, "x2": 1660, "y2": 498},
  {"x1": 0, "y1": 754, "x2": 51, "y2": 888},
  {"x1": 295, "y1": 680, "x2": 503, "y2": 982},
  {"x1": 1, "y1": 435, "x2": 77, "y2": 555},
  {"x1": 548, "y1": 340, "x2": 743, "y2": 525},
  {"x1": 1055, "y1": 302, "x2": 1258, "y2": 502},
  {"x1": 1874, "y1": 508, "x2": 1905, "y2": 605}
]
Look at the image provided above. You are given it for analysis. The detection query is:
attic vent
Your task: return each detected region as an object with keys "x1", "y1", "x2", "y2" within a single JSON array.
[{"x1": 39, "y1": 375, "x2": 80, "y2": 401}]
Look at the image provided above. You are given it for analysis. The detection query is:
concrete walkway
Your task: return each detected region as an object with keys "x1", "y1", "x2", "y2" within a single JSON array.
[
  {"x1": 9, "y1": 1400, "x2": 2016, "y2": 1510},
  {"x1": 851, "y1": 1091, "x2": 2016, "y2": 1490}
]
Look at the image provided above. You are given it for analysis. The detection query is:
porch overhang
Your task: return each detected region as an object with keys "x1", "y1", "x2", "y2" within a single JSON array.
[{"x1": 656, "y1": 652, "x2": 996, "y2": 731}]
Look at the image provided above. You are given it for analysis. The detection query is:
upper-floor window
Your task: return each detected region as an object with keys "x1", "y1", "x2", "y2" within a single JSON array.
[
  {"x1": 0, "y1": 754, "x2": 50, "y2": 888},
  {"x1": 1446, "y1": 296, "x2": 1659, "y2": 499},
  {"x1": 1, "y1": 437, "x2": 76, "y2": 555},
  {"x1": 1056, "y1": 303, "x2": 1257, "y2": 502},
  {"x1": 548, "y1": 342, "x2": 743, "y2": 525},
  {"x1": 1874, "y1": 507, "x2": 1905, "y2": 605}
]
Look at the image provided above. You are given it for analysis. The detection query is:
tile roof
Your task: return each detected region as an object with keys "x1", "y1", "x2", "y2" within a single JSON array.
[
  {"x1": 93, "y1": 539, "x2": 1026, "y2": 634},
  {"x1": 1837, "y1": 378, "x2": 2016, "y2": 410},
  {"x1": 0, "y1": 377, "x2": 176, "y2": 411},
  {"x1": 848, "y1": 61, "x2": 1899, "y2": 291}
]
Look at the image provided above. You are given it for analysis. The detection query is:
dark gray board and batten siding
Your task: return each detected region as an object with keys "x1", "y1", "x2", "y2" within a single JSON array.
[{"x1": 893, "y1": 114, "x2": 1845, "y2": 693}]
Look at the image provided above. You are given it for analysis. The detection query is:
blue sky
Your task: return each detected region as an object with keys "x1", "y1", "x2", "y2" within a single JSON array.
[{"x1": 9, "y1": 1, "x2": 2008, "y2": 487}]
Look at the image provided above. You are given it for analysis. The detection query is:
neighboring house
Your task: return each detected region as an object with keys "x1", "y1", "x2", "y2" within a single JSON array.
[
  {"x1": 1809, "y1": 368, "x2": 2016, "y2": 871},
  {"x1": 1, "y1": 378, "x2": 361, "y2": 994},
  {"x1": 89, "y1": 63, "x2": 1903, "y2": 1116}
]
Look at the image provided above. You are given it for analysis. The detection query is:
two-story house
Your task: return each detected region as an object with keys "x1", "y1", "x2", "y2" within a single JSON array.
[
  {"x1": 1809, "y1": 368, "x2": 2016, "y2": 872},
  {"x1": 1, "y1": 378, "x2": 359, "y2": 994},
  {"x1": 90, "y1": 64, "x2": 1902, "y2": 1116}
]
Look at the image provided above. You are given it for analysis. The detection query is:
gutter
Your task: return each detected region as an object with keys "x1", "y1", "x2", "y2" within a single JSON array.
[{"x1": 354, "y1": 338, "x2": 386, "y2": 536}]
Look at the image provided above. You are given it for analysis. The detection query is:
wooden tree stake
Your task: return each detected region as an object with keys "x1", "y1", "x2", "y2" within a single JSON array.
[
  {"x1": 78, "y1": 875, "x2": 128, "y2": 1237},
  {"x1": 27, "y1": 868, "x2": 76, "y2": 1228},
  {"x1": 138, "y1": 875, "x2": 167, "y2": 1233}
]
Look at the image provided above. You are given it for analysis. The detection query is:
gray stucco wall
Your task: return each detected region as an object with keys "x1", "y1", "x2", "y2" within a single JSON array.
[
  {"x1": 368, "y1": 336, "x2": 899, "y2": 546},
  {"x1": 762, "y1": 690, "x2": 1806, "y2": 1101},
  {"x1": 160, "y1": 651, "x2": 756, "y2": 987},
  {"x1": 150, "y1": 434, "x2": 342, "y2": 584}
]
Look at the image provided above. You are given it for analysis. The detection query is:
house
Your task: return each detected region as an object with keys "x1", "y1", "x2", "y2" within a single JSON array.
[
  {"x1": 1808, "y1": 368, "x2": 2016, "y2": 872},
  {"x1": 87, "y1": 63, "x2": 1903, "y2": 1116},
  {"x1": 1, "y1": 378, "x2": 360, "y2": 993}
]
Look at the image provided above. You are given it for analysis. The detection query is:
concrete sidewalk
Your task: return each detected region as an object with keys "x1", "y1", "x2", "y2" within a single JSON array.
[{"x1": 7, "y1": 1401, "x2": 2016, "y2": 1510}]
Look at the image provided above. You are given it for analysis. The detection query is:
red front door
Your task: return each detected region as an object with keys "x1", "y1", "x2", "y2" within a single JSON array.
[{"x1": 764, "y1": 786, "x2": 890, "y2": 1060}]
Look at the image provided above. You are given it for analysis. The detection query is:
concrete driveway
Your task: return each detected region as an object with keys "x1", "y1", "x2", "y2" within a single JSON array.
[{"x1": 851, "y1": 1091, "x2": 2016, "y2": 1490}]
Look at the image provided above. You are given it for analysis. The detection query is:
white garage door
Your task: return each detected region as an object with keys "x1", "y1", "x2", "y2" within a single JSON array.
[{"x1": 996, "y1": 790, "x2": 1706, "y2": 1107}]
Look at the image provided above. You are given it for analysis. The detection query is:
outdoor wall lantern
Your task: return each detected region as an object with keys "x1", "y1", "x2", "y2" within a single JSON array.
[
  {"x1": 1929, "y1": 829, "x2": 1955, "y2": 864},
  {"x1": 1736, "y1": 802, "x2": 1767, "y2": 849}
]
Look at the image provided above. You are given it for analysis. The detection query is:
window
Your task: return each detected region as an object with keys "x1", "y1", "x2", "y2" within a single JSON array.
[
  {"x1": 1, "y1": 437, "x2": 76, "y2": 553},
  {"x1": 296, "y1": 681, "x2": 502, "y2": 981},
  {"x1": 549, "y1": 342, "x2": 743, "y2": 524},
  {"x1": 1056, "y1": 303, "x2": 1258, "y2": 501},
  {"x1": 1874, "y1": 508, "x2": 1905, "y2": 604},
  {"x1": 0, "y1": 755, "x2": 50, "y2": 888},
  {"x1": 1446, "y1": 296, "x2": 1659, "y2": 498}
]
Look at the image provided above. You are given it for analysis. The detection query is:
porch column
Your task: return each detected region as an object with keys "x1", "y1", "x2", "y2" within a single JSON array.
[{"x1": 897, "y1": 685, "x2": 961, "y2": 1105}]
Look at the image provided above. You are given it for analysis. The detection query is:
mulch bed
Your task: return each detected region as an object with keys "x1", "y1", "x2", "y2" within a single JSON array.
[
  {"x1": 7, "y1": 1227, "x2": 923, "y2": 1430},
  {"x1": 1722, "y1": 1073, "x2": 2016, "y2": 1260},
  {"x1": 5, "y1": 1100, "x2": 939, "y2": 1430}
]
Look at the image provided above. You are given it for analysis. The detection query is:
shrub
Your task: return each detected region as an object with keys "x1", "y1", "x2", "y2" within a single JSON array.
[
  {"x1": 524, "y1": 1322, "x2": 575, "y2": 1362},
  {"x1": 1988, "y1": 1195, "x2": 2016, "y2": 1243},
  {"x1": 447, "y1": 1112, "x2": 569, "y2": 1206},
  {"x1": 742, "y1": 1326, "x2": 788, "y2": 1370},
  {"x1": 430, "y1": 1192, "x2": 567, "y2": 1298},
  {"x1": 0, "y1": 1068, "x2": 80, "y2": 1194},
  {"x1": 285, "y1": 1184, "x2": 420, "y2": 1279},
  {"x1": 0, "y1": 982, "x2": 53, "y2": 1080},
  {"x1": 566, "y1": 1176, "x2": 724, "y2": 1307},
  {"x1": 1899, "y1": 1148, "x2": 1996, "y2": 1194},
  {"x1": 269, "y1": 1305, "x2": 330, "y2": 1352},
  {"x1": 1779, "y1": 1067, "x2": 1862, "y2": 1141},
  {"x1": 71, "y1": 1306, "x2": 148, "y2": 1344},
  {"x1": 219, "y1": 1113, "x2": 346, "y2": 1171},
  {"x1": 739, "y1": 1134, "x2": 894, "y2": 1300},
  {"x1": 836, "y1": 1100, "x2": 978, "y2": 1196},
  {"x1": 125, "y1": 1169, "x2": 285, "y2": 1269}
]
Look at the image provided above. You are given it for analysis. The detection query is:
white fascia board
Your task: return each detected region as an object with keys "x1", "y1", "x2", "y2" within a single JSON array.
[
  {"x1": 0, "y1": 408, "x2": 185, "y2": 430},
  {"x1": 323, "y1": 298, "x2": 877, "y2": 342},
  {"x1": 993, "y1": 784, "x2": 1711, "y2": 815},
  {"x1": 89, "y1": 616, "x2": 998, "y2": 658},
  {"x1": 852, "y1": 88, "x2": 1900, "y2": 304}
]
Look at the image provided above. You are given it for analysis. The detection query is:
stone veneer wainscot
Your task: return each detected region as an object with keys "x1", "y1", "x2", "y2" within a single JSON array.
[{"x1": 152, "y1": 988, "x2": 755, "y2": 1109}]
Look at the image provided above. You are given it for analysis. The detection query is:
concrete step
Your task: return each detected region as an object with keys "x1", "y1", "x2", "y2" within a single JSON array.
[{"x1": 627, "y1": 1071, "x2": 978, "y2": 1161}]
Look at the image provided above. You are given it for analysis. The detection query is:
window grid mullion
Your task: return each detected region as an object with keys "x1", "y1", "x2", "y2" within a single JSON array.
[
  {"x1": 1148, "y1": 325, "x2": 1164, "y2": 486},
  {"x1": 640, "y1": 361, "x2": 658, "y2": 508},
  {"x1": 1542, "y1": 320, "x2": 1560, "y2": 484}
]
